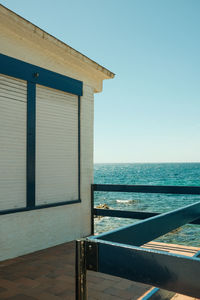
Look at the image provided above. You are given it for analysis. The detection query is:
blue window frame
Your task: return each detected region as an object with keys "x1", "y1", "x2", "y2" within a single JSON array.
[{"x1": 0, "y1": 53, "x2": 83, "y2": 215}]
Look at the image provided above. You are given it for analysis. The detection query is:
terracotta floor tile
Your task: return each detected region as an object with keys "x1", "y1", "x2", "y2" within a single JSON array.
[
  {"x1": 56, "y1": 289, "x2": 75, "y2": 300},
  {"x1": 1, "y1": 240, "x2": 196, "y2": 300},
  {"x1": 0, "y1": 288, "x2": 23, "y2": 300},
  {"x1": 34, "y1": 293, "x2": 61, "y2": 300},
  {"x1": 56, "y1": 275, "x2": 74, "y2": 284},
  {"x1": 14, "y1": 277, "x2": 41, "y2": 289},
  {"x1": 0, "y1": 287, "x2": 6, "y2": 293},
  {"x1": 45, "y1": 271, "x2": 59, "y2": 279},
  {"x1": 46, "y1": 281, "x2": 74, "y2": 295},
  {"x1": 0, "y1": 279, "x2": 18, "y2": 290},
  {"x1": 5, "y1": 295, "x2": 37, "y2": 300}
]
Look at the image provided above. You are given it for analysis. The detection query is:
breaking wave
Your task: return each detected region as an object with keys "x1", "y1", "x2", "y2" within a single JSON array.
[{"x1": 116, "y1": 199, "x2": 136, "y2": 204}]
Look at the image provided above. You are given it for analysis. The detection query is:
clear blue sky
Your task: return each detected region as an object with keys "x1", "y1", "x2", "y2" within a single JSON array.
[{"x1": 1, "y1": 0, "x2": 200, "y2": 163}]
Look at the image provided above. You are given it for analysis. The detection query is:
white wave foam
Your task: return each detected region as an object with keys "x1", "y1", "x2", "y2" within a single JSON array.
[{"x1": 116, "y1": 199, "x2": 136, "y2": 204}]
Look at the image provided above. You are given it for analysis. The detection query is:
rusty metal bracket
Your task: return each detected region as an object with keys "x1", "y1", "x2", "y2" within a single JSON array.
[{"x1": 86, "y1": 241, "x2": 98, "y2": 272}]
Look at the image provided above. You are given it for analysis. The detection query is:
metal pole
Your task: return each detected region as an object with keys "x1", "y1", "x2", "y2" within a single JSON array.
[{"x1": 76, "y1": 240, "x2": 87, "y2": 300}]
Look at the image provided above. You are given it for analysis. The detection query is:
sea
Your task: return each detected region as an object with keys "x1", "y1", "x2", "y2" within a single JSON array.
[{"x1": 94, "y1": 163, "x2": 200, "y2": 246}]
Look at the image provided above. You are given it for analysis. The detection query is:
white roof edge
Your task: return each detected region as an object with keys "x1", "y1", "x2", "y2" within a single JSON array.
[{"x1": 0, "y1": 4, "x2": 115, "y2": 80}]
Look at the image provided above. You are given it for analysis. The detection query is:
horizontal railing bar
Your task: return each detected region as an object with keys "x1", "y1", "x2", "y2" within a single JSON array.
[
  {"x1": 94, "y1": 208, "x2": 157, "y2": 219},
  {"x1": 142, "y1": 250, "x2": 200, "y2": 299},
  {"x1": 94, "y1": 208, "x2": 200, "y2": 224},
  {"x1": 93, "y1": 184, "x2": 200, "y2": 194},
  {"x1": 95, "y1": 239, "x2": 200, "y2": 298},
  {"x1": 91, "y1": 201, "x2": 200, "y2": 246}
]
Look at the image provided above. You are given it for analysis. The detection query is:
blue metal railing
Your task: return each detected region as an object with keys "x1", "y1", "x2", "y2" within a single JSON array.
[
  {"x1": 76, "y1": 184, "x2": 200, "y2": 300},
  {"x1": 91, "y1": 184, "x2": 200, "y2": 232}
]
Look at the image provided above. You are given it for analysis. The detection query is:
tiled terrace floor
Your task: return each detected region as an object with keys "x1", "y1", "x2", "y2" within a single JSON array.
[{"x1": 0, "y1": 241, "x2": 199, "y2": 300}]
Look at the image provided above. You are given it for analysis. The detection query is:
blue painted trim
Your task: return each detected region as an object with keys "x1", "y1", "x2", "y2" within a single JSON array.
[
  {"x1": 142, "y1": 288, "x2": 159, "y2": 300},
  {"x1": 96, "y1": 239, "x2": 200, "y2": 298},
  {"x1": 27, "y1": 82, "x2": 36, "y2": 208},
  {"x1": 94, "y1": 208, "x2": 158, "y2": 219},
  {"x1": 141, "y1": 246, "x2": 200, "y2": 299},
  {"x1": 0, "y1": 53, "x2": 83, "y2": 96},
  {"x1": 0, "y1": 53, "x2": 82, "y2": 214},
  {"x1": 0, "y1": 200, "x2": 81, "y2": 215},
  {"x1": 194, "y1": 250, "x2": 200, "y2": 257},
  {"x1": 93, "y1": 184, "x2": 200, "y2": 194},
  {"x1": 93, "y1": 208, "x2": 200, "y2": 224}
]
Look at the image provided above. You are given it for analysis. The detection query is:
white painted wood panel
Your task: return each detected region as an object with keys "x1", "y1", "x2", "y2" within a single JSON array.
[
  {"x1": 36, "y1": 85, "x2": 78, "y2": 205},
  {"x1": 0, "y1": 74, "x2": 27, "y2": 210}
]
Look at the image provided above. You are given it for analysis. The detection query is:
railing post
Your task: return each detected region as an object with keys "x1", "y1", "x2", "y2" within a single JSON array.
[
  {"x1": 76, "y1": 240, "x2": 87, "y2": 300},
  {"x1": 91, "y1": 184, "x2": 94, "y2": 235}
]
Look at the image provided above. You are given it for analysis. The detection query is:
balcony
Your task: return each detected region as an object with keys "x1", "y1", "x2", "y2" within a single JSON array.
[
  {"x1": 76, "y1": 184, "x2": 200, "y2": 299},
  {"x1": 0, "y1": 184, "x2": 200, "y2": 300}
]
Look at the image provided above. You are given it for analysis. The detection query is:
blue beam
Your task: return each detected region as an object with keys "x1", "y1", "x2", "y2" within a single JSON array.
[
  {"x1": 93, "y1": 184, "x2": 200, "y2": 194},
  {"x1": 94, "y1": 208, "x2": 157, "y2": 219},
  {"x1": 0, "y1": 53, "x2": 83, "y2": 96},
  {"x1": 91, "y1": 201, "x2": 200, "y2": 246},
  {"x1": 142, "y1": 250, "x2": 200, "y2": 299},
  {"x1": 94, "y1": 208, "x2": 200, "y2": 224},
  {"x1": 96, "y1": 240, "x2": 200, "y2": 298}
]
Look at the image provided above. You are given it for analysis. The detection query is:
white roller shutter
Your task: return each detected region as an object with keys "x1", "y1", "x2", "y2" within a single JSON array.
[
  {"x1": 36, "y1": 85, "x2": 79, "y2": 205},
  {"x1": 0, "y1": 74, "x2": 27, "y2": 210}
]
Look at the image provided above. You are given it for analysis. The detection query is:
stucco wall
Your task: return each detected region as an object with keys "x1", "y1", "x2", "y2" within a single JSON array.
[
  {"x1": 0, "y1": 83, "x2": 94, "y2": 261},
  {"x1": 0, "y1": 19, "x2": 95, "y2": 261}
]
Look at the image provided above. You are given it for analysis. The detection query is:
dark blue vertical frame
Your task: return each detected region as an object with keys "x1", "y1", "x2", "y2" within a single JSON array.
[
  {"x1": 27, "y1": 82, "x2": 36, "y2": 208},
  {"x1": 78, "y1": 95, "x2": 81, "y2": 201},
  {"x1": 0, "y1": 54, "x2": 83, "y2": 215}
]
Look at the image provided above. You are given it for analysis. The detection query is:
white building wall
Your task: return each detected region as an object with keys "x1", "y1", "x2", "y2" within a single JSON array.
[
  {"x1": 0, "y1": 7, "x2": 102, "y2": 261},
  {"x1": 80, "y1": 84, "x2": 94, "y2": 237},
  {"x1": 0, "y1": 79, "x2": 94, "y2": 261}
]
